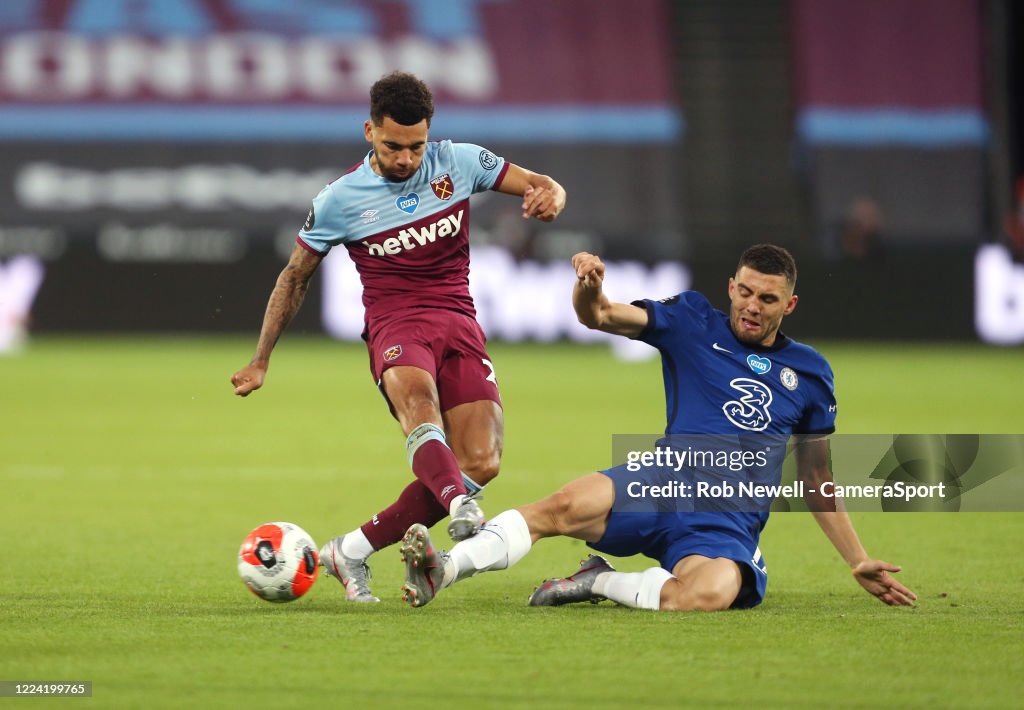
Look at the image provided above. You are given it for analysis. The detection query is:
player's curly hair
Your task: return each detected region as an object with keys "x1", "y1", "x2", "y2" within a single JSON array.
[
  {"x1": 369, "y1": 72, "x2": 434, "y2": 127},
  {"x1": 738, "y1": 244, "x2": 797, "y2": 287}
]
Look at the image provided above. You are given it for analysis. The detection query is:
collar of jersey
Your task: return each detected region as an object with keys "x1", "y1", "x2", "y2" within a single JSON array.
[
  {"x1": 363, "y1": 150, "x2": 419, "y2": 185},
  {"x1": 727, "y1": 324, "x2": 791, "y2": 353}
]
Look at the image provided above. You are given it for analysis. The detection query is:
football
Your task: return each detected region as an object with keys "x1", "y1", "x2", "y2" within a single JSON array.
[{"x1": 237, "y1": 522, "x2": 320, "y2": 602}]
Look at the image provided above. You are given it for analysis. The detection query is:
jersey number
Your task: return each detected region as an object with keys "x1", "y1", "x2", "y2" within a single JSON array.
[{"x1": 482, "y1": 358, "x2": 497, "y2": 385}]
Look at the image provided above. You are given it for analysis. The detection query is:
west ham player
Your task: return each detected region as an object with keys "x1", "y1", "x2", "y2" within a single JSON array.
[
  {"x1": 400, "y1": 245, "x2": 917, "y2": 611},
  {"x1": 230, "y1": 72, "x2": 566, "y2": 602}
]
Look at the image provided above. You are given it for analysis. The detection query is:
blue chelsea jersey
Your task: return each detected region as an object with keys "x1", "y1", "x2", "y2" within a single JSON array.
[{"x1": 633, "y1": 291, "x2": 837, "y2": 440}]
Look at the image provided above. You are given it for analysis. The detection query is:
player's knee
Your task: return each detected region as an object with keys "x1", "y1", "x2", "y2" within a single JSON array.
[
  {"x1": 544, "y1": 488, "x2": 580, "y2": 537},
  {"x1": 662, "y1": 576, "x2": 738, "y2": 612},
  {"x1": 396, "y1": 393, "x2": 442, "y2": 430},
  {"x1": 459, "y1": 446, "x2": 501, "y2": 486},
  {"x1": 687, "y1": 583, "x2": 735, "y2": 612},
  {"x1": 409, "y1": 394, "x2": 441, "y2": 419}
]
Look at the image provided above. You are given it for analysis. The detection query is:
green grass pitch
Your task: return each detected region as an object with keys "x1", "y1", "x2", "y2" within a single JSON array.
[{"x1": 1, "y1": 337, "x2": 1022, "y2": 708}]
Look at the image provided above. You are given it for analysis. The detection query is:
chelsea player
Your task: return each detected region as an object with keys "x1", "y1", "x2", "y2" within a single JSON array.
[
  {"x1": 231, "y1": 72, "x2": 566, "y2": 603},
  {"x1": 400, "y1": 245, "x2": 917, "y2": 611}
]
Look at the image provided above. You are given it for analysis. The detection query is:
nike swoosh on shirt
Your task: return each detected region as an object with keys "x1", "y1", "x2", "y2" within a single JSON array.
[{"x1": 712, "y1": 342, "x2": 734, "y2": 354}]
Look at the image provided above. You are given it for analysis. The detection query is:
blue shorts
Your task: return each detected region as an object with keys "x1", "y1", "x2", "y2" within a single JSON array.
[{"x1": 589, "y1": 464, "x2": 769, "y2": 609}]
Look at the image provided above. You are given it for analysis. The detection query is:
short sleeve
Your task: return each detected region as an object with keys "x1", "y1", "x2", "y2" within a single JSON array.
[
  {"x1": 630, "y1": 292, "x2": 712, "y2": 349},
  {"x1": 796, "y1": 362, "x2": 837, "y2": 435},
  {"x1": 450, "y1": 142, "x2": 508, "y2": 192},
  {"x1": 296, "y1": 184, "x2": 345, "y2": 255}
]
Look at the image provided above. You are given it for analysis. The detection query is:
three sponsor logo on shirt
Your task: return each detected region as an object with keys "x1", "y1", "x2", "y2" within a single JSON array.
[{"x1": 709, "y1": 342, "x2": 809, "y2": 429}]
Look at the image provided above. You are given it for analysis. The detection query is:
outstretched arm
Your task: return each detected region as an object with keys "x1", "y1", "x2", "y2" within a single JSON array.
[
  {"x1": 796, "y1": 437, "x2": 918, "y2": 607},
  {"x1": 230, "y1": 243, "x2": 323, "y2": 396},
  {"x1": 495, "y1": 163, "x2": 566, "y2": 222},
  {"x1": 571, "y1": 252, "x2": 649, "y2": 338}
]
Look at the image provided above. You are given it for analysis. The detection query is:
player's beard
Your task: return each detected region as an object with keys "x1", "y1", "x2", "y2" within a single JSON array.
[
  {"x1": 730, "y1": 310, "x2": 780, "y2": 347},
  {"x1": 374, "y1": 150, "x2": 416, "y2": 182}
]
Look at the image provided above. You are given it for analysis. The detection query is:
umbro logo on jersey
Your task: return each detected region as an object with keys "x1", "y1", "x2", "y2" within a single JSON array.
[
  {"x1": 396, "y1": 192, "x2": 419, "y2": 214},
  {"x1": 361, "y1": 209, "x2": 381, "y2": 224},
  {"x1": 712, "y1": 342, "x2": 734, "y2": 354},
  {"x1": 365, "y1": 209, "x2": 465, "y2": 257}
]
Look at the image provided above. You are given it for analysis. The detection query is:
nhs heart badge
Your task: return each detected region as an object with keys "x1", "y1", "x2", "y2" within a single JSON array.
[
  {"x1": 746, "y1": 354, "x2": 772, "y2": 374},
  {"x1": 396, "y1": 192, "x2": 419, "y2": 214}
]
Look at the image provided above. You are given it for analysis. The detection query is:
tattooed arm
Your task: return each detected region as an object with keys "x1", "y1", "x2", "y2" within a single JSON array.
[{"x1": 231, "y1": 243, "x2": 324, "y2": 396}]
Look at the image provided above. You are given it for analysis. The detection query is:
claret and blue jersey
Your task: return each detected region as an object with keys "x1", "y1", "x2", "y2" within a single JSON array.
[{"x1": 296, "y1": 140, "x2": 509, "y2": 324}]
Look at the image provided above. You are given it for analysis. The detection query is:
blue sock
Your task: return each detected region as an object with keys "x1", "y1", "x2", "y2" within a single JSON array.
[{"x1": 461, "y1": 471, "x2": 483, "y2": 495}]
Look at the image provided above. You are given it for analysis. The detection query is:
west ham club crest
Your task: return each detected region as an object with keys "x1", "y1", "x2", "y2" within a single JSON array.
[{"x1": 430, "y1": 174, "x2": 454, "y2": 201}]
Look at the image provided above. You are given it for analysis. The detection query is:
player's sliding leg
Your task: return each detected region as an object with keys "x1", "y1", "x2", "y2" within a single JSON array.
[
  {"x1": 399, "y1": 523, "x2": 447, "y2": 607},
  {"x1": 530, "y1": 563, "x2": 672, "y2": 609},
  {"x1": 527, "y1": 554, "x2": 617, "y2": 606},
  {"x1": 400, "y1": 509, "x2": 531, "y2": 607},
  {"x1": 401, "y1": 473, "x2": 614, "y2": 608},
  {"x1": 532, "y1": 556, "x2": 743, "y2": 611},
  {"x1": 399, "y1": 471, "x2": 743, "y2": 611},
  {"x1": 660, "y1": 555, "x2": 743, "y2": 611}
]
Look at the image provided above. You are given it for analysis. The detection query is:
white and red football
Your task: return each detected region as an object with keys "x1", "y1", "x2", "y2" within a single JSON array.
[{"x1": 238, "y1": 522, "x2": 319, "y2": 603}]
